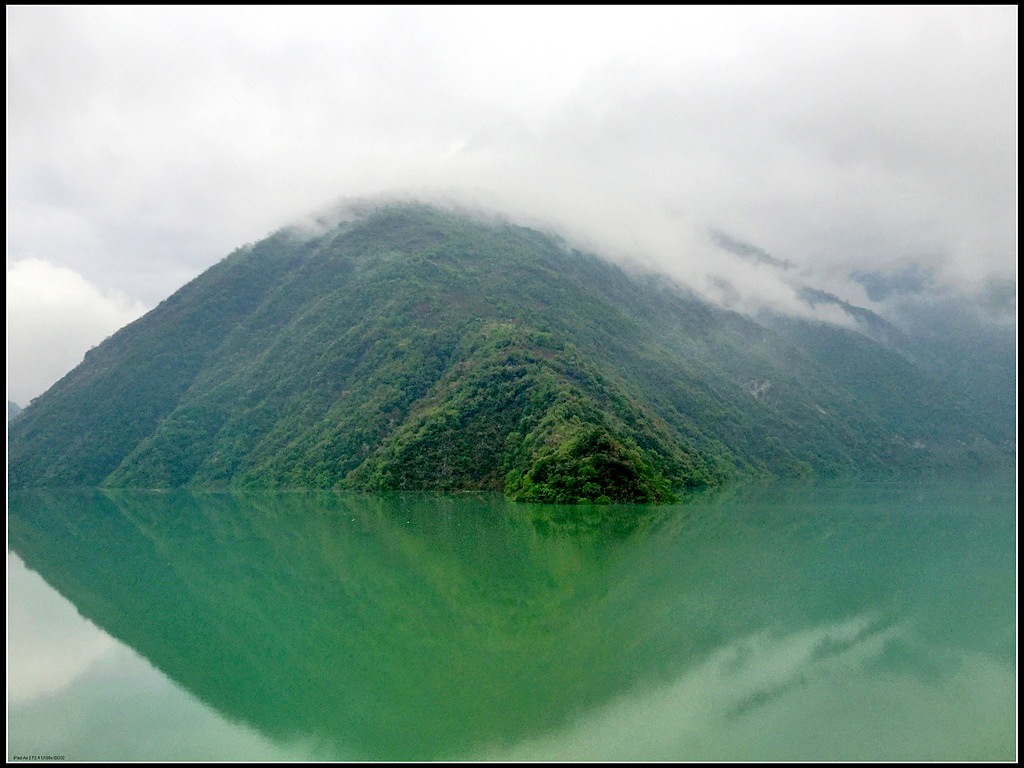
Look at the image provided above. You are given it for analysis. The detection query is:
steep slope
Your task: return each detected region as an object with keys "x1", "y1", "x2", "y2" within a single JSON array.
[{"x1": 8, "y1": 204, "x2": 1012, "y2": 498}]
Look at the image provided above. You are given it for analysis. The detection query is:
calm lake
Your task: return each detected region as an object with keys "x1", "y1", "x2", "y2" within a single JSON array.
[{"x1": 7, "y1": 476, "x2": 1016, "y2": 761}]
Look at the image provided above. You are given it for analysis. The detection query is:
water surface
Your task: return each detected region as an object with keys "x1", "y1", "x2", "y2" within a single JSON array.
[{"x1": 7, "y1": 477, "x2": 1016, "y2": 761}]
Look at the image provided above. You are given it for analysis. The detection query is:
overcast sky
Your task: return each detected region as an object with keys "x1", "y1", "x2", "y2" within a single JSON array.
[{"x1": 7, "y1": 7, "x2": 1017, "y2": 405}]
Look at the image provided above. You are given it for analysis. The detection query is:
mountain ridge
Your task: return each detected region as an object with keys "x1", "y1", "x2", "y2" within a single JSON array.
[{"x1": 8, "y1": 202, "x2": 1013, "y2": 500}]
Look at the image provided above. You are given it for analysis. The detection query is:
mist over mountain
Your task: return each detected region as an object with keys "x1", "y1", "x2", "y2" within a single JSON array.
[
  {"x1": 710, "y1": 231, "x2": 1015, "y2": 439},
  {"x1": 7, "y1": 203, "x2": 1013, "y2": 500},
  {"x1": 710, "y1": 231, "x2": 793, "y2": 271}
]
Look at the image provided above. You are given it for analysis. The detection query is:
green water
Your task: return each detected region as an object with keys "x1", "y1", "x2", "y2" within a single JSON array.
[{"x1": 7, "y1": 477, "x2": 1016, "y2": 761}]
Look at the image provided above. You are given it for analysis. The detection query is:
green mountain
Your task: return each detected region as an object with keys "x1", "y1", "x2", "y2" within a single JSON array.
[{"x1": 7, "y1": 203, "x2": 1012, "y2": 500}]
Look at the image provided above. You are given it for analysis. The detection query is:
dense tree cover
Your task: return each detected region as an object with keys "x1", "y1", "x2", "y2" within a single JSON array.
[{"x1": 7, "y1": 203, "x2": 1014, "y2": 499}]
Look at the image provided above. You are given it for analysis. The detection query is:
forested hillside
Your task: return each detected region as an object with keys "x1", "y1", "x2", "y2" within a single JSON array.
[{"x1": 8, "y1": 204, "x2": 1012, "y2": 500}]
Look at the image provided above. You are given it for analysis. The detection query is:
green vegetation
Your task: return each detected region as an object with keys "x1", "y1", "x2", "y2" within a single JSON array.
[
  {"x1": 506, "y1": 425, "x2": 671, "y2": 504},
  {"x1": 7, "y1": 203, "x2": 1013, "y2": 499}
]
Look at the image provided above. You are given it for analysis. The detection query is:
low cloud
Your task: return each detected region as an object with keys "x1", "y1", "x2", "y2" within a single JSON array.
[
  {"x1": 7, "y1": 258, "x2": 147, "y2": 405},
  {"x1": 6, "y1": 7, "x2": 1016, "y2": 392}
]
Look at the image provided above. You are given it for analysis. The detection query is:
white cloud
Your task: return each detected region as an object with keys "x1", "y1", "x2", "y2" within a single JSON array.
[
  {"x1": 5, "y1": 6, "x2": 1017, "y2": 380},
  {"x1": 6, "y1": 258, "x2": 147, "y2": 405}
]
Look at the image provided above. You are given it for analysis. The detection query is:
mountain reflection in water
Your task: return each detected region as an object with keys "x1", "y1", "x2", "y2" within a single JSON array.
[{"x1": 7, "y1": 479, "x2": 1016, "y2": 761}]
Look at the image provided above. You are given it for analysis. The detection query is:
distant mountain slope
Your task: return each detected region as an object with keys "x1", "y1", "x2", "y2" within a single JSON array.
[{"x1": 7, "y1": 204, "x2": 1013, "y2": 499}]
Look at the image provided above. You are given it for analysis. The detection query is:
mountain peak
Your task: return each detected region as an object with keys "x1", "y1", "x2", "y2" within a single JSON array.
[{"x1": 8, "y1": 204, "x2": 1012, "y2": 497}]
